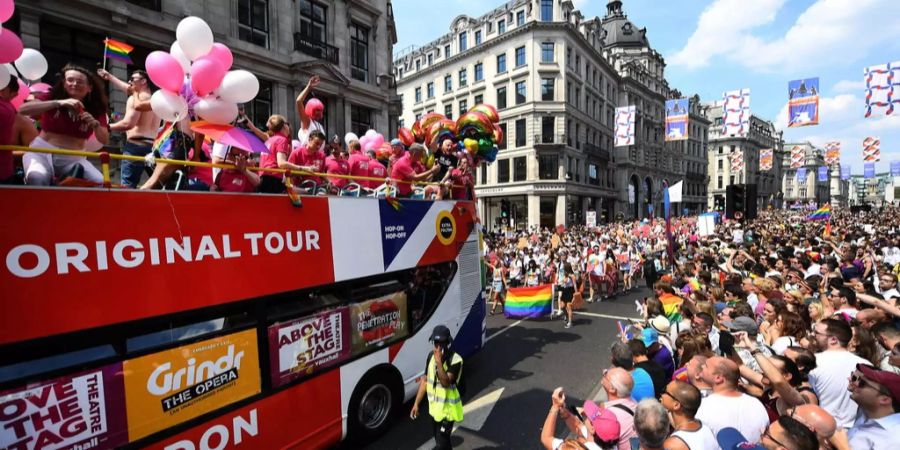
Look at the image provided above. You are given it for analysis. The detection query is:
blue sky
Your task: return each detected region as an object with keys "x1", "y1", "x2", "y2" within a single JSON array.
[{"x1": 393, "y1": 0, "x2": 900, "y2": 174}]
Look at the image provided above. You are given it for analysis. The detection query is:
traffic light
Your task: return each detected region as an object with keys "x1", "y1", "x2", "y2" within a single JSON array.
[
  {"x1": 725, "y1": 184, "x2": 745, "y2": 220},
  {"x1": 500, "y1": 199, "x2": 510, "y2": 218}
]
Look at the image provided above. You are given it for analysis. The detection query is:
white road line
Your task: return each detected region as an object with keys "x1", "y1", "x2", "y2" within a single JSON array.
[
  {"x1": 484, "y1": 318, "x2": 524, "y2": 344},
  {"x1": 416, "y1": 387, "x2": 506, "y2": 449},
  {"x1": 573, "y1": 311, "x2": 642, "y2": 321}
]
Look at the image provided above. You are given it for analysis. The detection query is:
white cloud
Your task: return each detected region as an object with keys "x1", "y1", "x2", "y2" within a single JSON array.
[
  {"x1": 671, "y1": 0, "x2": 900, "y2": 72},
  {"x1": 832, "y1": 79, "x2": 865, "y2": 93}
]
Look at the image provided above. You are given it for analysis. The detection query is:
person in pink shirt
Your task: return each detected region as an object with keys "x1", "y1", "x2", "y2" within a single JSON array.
[
  {"x1": 390, "y1": 143, "x2": 438, "y2": 197},
  {"x1": 184, "y1": 140, "x2": 213, "y2": 191},
  {"x1": 215, "y1": 147, "x2": 260, "y2": 193},
  {"x1": 287, "y1": 130, "x2": 327, "y2": 189},
  {"x1": 446, "y1": 156, "x2": 474, "y2": 200},
  {"x1": 324, "y1": 145, "x2": 350, "y2": 192},
  {"x1": 386, "y1": 139, "x2": 405, "y2": 174},
  {"x1": 347, "y1": 140, "x2": 369, "y2": 185},
  {"x1": 365, "y1": 149, "x2": 387, "y2": 190},
  {"x1": 0, "y1": 74, "x2": 18, "y2": 183},
  {"x1": 257, "y1": 114, "x2": 292, "y2": 193}
]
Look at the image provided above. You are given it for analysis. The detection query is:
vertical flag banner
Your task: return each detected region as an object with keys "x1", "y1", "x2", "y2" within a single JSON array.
[
  {"x1": 665, "y1": 98, "x2": 689, "y2": 141},
  {"x1": 615, "y1": 106, "x2": 636, "y2": 147},
  {"x1": 865, "y1": 163, "x2": 876, "y2": 179},
  {"x1": 863, "y1": 137, "x2": 881, "y2": 162},
  {"x1": 841, "y1": 166, "x2": 851, "y2": 180},
  {"x1": 818, "y1": 166, "x2": 829, "y2": 182},
  {"x1": 824, "y1": 142, "x2": 841, "y2": 166},
  {"x1": 797, "y1": 167, "x2": 807, "y2": 182},
  {"x1": 790, "y1": 145, "x2": 805, "y2": 169},
  {"x1": 864, "y1": 61, "x2": 900, "y2": 117},
  {"x1": 504, "y1": 284, "x2": 552, "y2": 318},
  {"x1": 730, "y1": 148, "x2": 744, "y2": 172},
  {"x1": 722, "y1": 88, "x2": 751, "y2": 137},
  {"x1": 759, "y1": 148, "x2": 773, "y2": 171},
  {"x1": 892, "y1": 161, "x2": 900, "y2": 177},
  {"x1": 788, "y1": 77, "x2": 820, "y2": 127}
]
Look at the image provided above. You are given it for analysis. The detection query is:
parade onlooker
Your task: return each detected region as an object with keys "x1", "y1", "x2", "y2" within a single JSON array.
[
  {"x1": 695, "y1": 356, "x2": 769, "y2": 442},
  {"x1": 847, "y1": 363, "x2": 900, "y2": 449},
  {"x1": 808, "y1": 318, "x2": 872, "y2": 428},
  {"x1": 633, "y1": 399, "x2": 669, "y2": 450},
  {"x1": 599, "y1": 367, "x2": 638, "y2": 450},
  {"x1": 660, "y1": 381, "x2": 718, "y2": 450}
]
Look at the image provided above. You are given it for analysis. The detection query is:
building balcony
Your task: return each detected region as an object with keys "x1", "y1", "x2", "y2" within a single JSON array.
[
  {"x1": 686, "y1": 172, "x2": 707, "y2": 182},
  {"x1": 294, "y1": 33, "x2": 339, "y2": 65},
  {"x1": 583, "y1": 142, "x2": 610, "y2": 161},
  {"x1": 534, "y1": 134, "x2": 566, "y2": 146}
]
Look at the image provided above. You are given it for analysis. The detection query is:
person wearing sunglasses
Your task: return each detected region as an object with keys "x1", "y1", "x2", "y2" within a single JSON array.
[
  {"x1": 98, "y1": 68, "x2": 159, "y2": 188},
  {"x1": 847, "y1": 364, "x2": 900, "y2": 449},
  {"x1": 715, "y1": 416, "x2": 818, "y2": 450},
  {"x1": 660, "y1": 381, "x2": 717, "y2": 450}
]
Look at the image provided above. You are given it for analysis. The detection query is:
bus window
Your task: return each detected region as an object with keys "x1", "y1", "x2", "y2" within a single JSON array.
[
  {"x1": 407, "y1": 263, "x2": 457, "y2": 331},
  {"x1": 0, "y1": 345, "x2": 116, "y2": 384},
  {"x1": 126, "y1": 313, "x2": 253, "y2": 353}
]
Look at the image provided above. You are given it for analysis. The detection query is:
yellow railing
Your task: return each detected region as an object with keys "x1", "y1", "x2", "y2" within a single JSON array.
[{"x1": 0, "y1": 145, "x2": 460, "y2": 189}]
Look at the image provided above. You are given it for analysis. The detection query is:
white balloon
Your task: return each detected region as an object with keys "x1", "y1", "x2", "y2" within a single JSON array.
[
  {"x1": 14, "y1": 49, "x2": 47, "y2": 81},
  {"x1": 4, "y1": 62, "x2": 17, "y2": 78},
  {"x1": 150, "y1": 90, "x2": 188, "y2": 122},
  {"x1": 218, "y1": 70, "x2": 259, "y2": 103},
  {"x1": 0, "y1": 64, "x2": 8, "y2": 90},
  {"x1": 365, "y1": 129, "x2": 378, "y2": 137},
  {"x1": 195, "y1": 96, "x2": 239, "y2": 125},
  {"x1": 176, "y1": 16, "x2": 214, "y2": 60},
  {"x1": 170, "y1": 41, "x2": 192, "y2": 74},
  {"x1": 344, "y1": 132, "x2": 359, "y2": 146}
]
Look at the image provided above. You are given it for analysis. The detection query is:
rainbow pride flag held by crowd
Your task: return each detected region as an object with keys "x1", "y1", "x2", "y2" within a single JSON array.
[
  {"x1": 806, "y1": 204, "x2": 831, "y2": 221},
  {"x1": 504, "y1": 284, "x2": 552, "y2": 319},
  {"x1": 104, "y1": 38, "x2": 134, "y2": 64}
]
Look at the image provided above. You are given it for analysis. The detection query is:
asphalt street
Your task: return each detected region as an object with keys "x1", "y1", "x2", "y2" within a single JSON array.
[{"x1": 341, "y1": 285, "x2": 650, "y2": 450}]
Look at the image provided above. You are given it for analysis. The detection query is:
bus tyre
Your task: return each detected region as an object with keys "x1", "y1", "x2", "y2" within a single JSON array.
[{"x1": 347, "y1": 368, "x2": 402, "y2": 443}]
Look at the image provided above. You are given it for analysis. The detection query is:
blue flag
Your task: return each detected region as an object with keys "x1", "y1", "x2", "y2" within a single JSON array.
[
  {"x1": 818, "y1": 166, "x2": 829, "y2": 182},
  {"x1": 865, "y1": 163, "x2": 876, "y2": 179}
]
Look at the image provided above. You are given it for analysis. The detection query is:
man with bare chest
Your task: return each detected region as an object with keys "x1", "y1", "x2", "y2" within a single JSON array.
[{"x1": 98, "y1": 69, "x2": 159, "y2": 188}]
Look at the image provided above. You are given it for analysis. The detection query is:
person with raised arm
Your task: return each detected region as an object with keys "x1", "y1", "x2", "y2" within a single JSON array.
[
  {"x1": 295, "y1": 75, "x2": 325, "y2": 146},
  {"x1": 97, "y1": 68, "x2": 159, "y2": 188}
]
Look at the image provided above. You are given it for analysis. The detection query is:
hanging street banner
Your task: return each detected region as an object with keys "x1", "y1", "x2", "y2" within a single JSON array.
[
  {"x1": 824, "y1": 142, "x2": 841, "y2": 166},
  {"x1": 665, "y1": 98, "x2": 689, "y2": 141},
  {"x1": 615, "y1": 106, "x2": 636, "y2": 147},
  {"x1": 788, "y1": 77, "x2": 820, "y2": 127},
  {"x1": 864, "y1": 61, "x2": 900, "y2": 117},
  {"x1": 818, "y1": 166, "x2": 829, "y2": 182},
  {"x1": 790, "y1": 145, "x2": 805, "y2": 169},
  {"x1": 760, "y1": 148, "x2": 774, "y2": 171},
  {"x1": 863, "y1": 137, "x2": 881, "y2": 162},
  {"x1": 797, "y1": 167, "x2": 807, "y2": 182},
  {"x1": 892, "y1": 161, "x2": 900, "y2": 177},
  {"x1": 865, "y1": 163, "x2": 876, "y2": 179},
  {"x1": 841, "y1": 166, "x2": 851, "y2": 180},
  {"x1": 722, "y1": 88, "x2": 750, "y2": 137},
  {"x1": 730, "y1": 148, "x2": 744, "y2": 172}
]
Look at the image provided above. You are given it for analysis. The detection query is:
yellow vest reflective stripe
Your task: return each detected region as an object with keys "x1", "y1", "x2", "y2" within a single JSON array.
[{"x1": 425, "y1": 352, "x2": 464, "y2": 422}]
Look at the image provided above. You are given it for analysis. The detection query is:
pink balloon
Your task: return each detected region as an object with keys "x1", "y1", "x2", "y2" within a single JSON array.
[
  {"x1": 190, "y1": 56, "x2": 225, "y2": 97},
  {"x1": 29, "y1": 82, "x2": 52, "y2": 94},
  {"x1": 0, "y1": 0, "x2": 13, "y2": 23},
  {"x1": 145, "y1": 51, "x2": 184, "y2": 92},
  {"x1": 0, "y1": 27, "x2": 23, "y2": 64},
  {"x1": 206, "y1": 43, "x2": 233, "y2": 71},
  {"x1": 11, "y1": 79, "x2": 28, "y2": 110},
  {"x1": 370, "y1": 134, "x2": 385, "y2": 149},
  {"x1": 359, "y1": 135, "x2": 373, "y2": 151}
]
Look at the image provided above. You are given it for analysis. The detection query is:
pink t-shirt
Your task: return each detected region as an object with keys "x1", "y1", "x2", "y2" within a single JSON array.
[
  {"x1": 448, "y1": 168, "x2": 473, "y2": 200},
  {"x1": 390, "y1": 153, "x2": 416, "y2": 196},
  {"x1": 216, "y1": 169, "x2": 256, "y2": 193},
  {"x1": 287, "y1": 147, "x2": 326, "y2": 185},
  {"x1": 187, "y1": 143, "x2": 213, "y2": 187},
  {"x1": 259, "y1": 133, "x2": 290, "y2": 175},
  {"x1": 324, "y1": 155, "x2": 350, "y2": 188},
  {"x1": 366, "y1": 158, "x2": 386, "y2": 189},
  {"x1": 0, "y1": 99, "x2": 15, "y2": 181},
  {"x1": 37, "y1": 93, "x2": 108, "y2": 139},
  {"x1": 348, "y1": 151, "x2": 370, "y2": 184}
]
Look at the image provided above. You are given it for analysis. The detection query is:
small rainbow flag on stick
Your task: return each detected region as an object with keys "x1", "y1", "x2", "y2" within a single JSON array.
[
  {"x1": 806, "y1": 204, "x2": 831, "y2": 221},
  {"x1": 504, "y1": 284, "x2": 552, "y2": 319},
  {"x1": 103, "y1": 38, "x2": 134, "y2": 66}
]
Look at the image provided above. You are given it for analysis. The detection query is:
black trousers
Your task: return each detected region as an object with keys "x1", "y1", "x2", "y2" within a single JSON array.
[{"x1": 432, "y1": 419, "x2": 454, "y2": 449}]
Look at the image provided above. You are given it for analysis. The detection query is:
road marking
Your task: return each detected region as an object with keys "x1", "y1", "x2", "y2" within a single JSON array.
[
  {"x1": 573, "y1": 311, "x2": 642, "y2": 321},
  {"x1": 484, "y1": 319, "x2": 523, "y2": 344},
  {"x1": 455, "y1": 387, "x2": 504, "y2": 432}
]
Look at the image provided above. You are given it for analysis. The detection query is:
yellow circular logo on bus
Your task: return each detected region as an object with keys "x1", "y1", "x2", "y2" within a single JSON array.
[{"x1": 436, "y1": 211, "x2": 456, "y2": 246}]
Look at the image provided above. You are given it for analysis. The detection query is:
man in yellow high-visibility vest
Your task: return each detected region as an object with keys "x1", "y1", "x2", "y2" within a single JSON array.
[{"x1": 411, "y1": 325, "x2": 464, "y2": 449}]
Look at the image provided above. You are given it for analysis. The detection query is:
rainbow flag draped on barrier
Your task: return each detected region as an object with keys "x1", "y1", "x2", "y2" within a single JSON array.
[
  {"x1": 504, "y1": 284, "x2": 552, "y2": 319},
  {"x1": 806, "y1": 204, "x2": 831, "y2": 221},
  {"x1": 104, "y1": 38, "x2": 134, "y2": 64}
]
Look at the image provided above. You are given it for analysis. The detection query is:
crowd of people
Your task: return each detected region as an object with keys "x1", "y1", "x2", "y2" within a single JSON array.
[
  {"x1": 485, "y1": 209, "x2": 900, "y2": 449},
  {"x1": 0, "y1": 69, "x2": 474, "y2": 199}
]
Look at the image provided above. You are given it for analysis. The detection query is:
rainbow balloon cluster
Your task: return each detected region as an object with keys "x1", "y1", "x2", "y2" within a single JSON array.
[{"x1": 398, "y1": 104, "x2": 503, "y2": 164}]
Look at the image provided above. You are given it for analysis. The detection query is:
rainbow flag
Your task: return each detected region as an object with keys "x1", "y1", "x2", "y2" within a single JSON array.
[
  {"x1": 806, "y1": 204, "x2": 831, "y2": 221},
  {"x1": 659, "y1": 293, "x2": 683, "y2": 323},
  {"x1": 504, "y1": 284, "x2": 552, "y2": 319},
  {"x1": 104, "y1": 38, "x2": 134, "y2": 64},
  {"x1": 152, "y1": 122, "x2": 176, "y2": 155}
]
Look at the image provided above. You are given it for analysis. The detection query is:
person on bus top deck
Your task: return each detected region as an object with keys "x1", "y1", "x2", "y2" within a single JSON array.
[
  {"x1": 215, "y1": 146, "x2": 260, "y2": 193},
  {"x1": 254, "y1": 114, "x2": 292, "y2": 193},
  {"x1": 411, "y1": 325, "x2": 464, "y2": 450},
  {"x1": 390, "y1": 143, "x2": 439, "y2": 197},
  {"x1": 445, "y1": 154, "x2": 474, "y2": 201},
  {"x1": 346, "y1": 138, "x2": 369, "y2": 185},
  {"x1": 0, "y1": 74, "x2": 19, "y2": 184},
  {"x1": 295, "y1": 76, "x2": 324, "y2": 146},
  {"x1": 19, "y1": 64, "x2": 110, "y2": 186},
  {"x1": 287, "y1": 129, "x2": 327, "y2": 189},
  {"x1": 387, "y1": 138, "x2": 405, "y2": 173},
  {"x1": 324, "y1": 138, "x2": 350, "y2": 192},
  {"x1": 365, "y1": 149, "x2": 387, "y2": 190}
]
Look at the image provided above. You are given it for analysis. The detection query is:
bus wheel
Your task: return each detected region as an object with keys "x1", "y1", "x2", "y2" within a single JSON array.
[{"x1": 347, "y1": 368, "x2": 402, "y2": 443}]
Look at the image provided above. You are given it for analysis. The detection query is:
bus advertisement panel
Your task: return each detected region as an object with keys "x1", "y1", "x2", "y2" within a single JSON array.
[
  {"x1": 0, "y1": 364, "x2": 127, "y2": 450},
  {"x1": 123, "y1": 329, "x2": 261, "y2": 441},
  {"x1": 350, "y1": 291, "x2": 409, "y2": 352},
  {"x1": 268, "y1": 308, "x2": 352, "y2": 387}
]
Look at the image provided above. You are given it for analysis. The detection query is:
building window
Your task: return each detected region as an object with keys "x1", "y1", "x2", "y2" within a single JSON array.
[
  {"x1": 350, "y1": 104, "x2": 372, "y2": 137},
  {"x1": 497, "y1": 123, "x2": 508, "y2": 150},
  {"x1": 498, "y1": 159, "x2": 510, "y2": 183},
  {"x1": 498, "y1": 19, "x2": 506, "y2": 34},
  {"x1": 516, "y1": 10, "x2": 525, "y2": 26},
  {"x1": 497, "y1": 53, "x2": 507, "y2": 73},
  {"x1": 41, "y1": 21, "x2": 106, "y2": 78},
  {"x1": 474, "y1": 63, "x2": 483, "y2": 81},
  {"x1": 514, "y1": 157, "x2": 527, "y2": 181},
  {"x1": 415, "y1": 87, "x2": 422, "y2": 103},
  {"x1": 444, "y1": 75, "x2": 452, "y2": 92},
  {"x1": 480, "y1": 163, "x2": 487, "y2": 184},
  {"x1": 127, "y1": 0, "x2": 162, "y2": 10},
  {"x1": 541, "y1": 42, "x2": 554, "y2": 63},
  {"x1": 575, "y1": 54, "x2": 580, "y2": 73},
  {"x1": 515, "y1": 119, "x2": 526, "y2": 147},
  {"x1": 427, "y1": 53, "x2": 433, "y2": 65},
  {"x1": 246, "y1": 79, "x2": 272, "y2": 130},
  {"x1": 444, "y1": 44, "x2": 451, "y2": 58},
  {"x1": 515, "y1": 81, "x2": 526, "y2": 105},
  {"x1": 474, "y1": 94, "x2": 483, "y2": 104},
  {"x1": 238, "y1": 0, "x2": 269, "y2": 48},
  {"x1": 459, "y1": 68, "x2": 467, "y2": 87},
  {"x1": 459, "y1": 32, "x2": 467, "y2": 52},
  {"x1": 459, "y1": 100, "x2": 468, "y2": 115},
  {"x1": 718, "y1": 159, "x2": 723, "y2": 169},
  {"x1": 515, "y1": 46, "x2": 526, "y2": 67},
  {"x1": 444, "y1": 104, "x2": 453, "y2": 119},
  {"x1": 475, "y1": 30, "x2": 482, "y2": 45},
  {"x1": 497, "y1": 86, "x2": 507, "y2": 109},
  {"x1": 427, "y1": 82, "x2": 434, "y2": 99},
  {"x1": 541, "y1": 0, "x2": 553, "y2": 21},
  {"x1": 350, "y1": 24, "x2": 369, "y2": 82},
  {"x1": 415, "y1": 59, "x2": 421, "y2": 71},
  {"x1": 299, "y1": 0, "x2": 326, "y2": 44},
  {"x1": 539, "y1": 155, "x2": 558, "y2": 180},
  {"x1": 541, "y1": 116, "x2": 554, "y2": 142},
  {"x1": 541, "y1": 78, "x2": 554, "y2": 101},
  {"x1": 589, "y1": 163, "x2": 599, "y2": 185}
]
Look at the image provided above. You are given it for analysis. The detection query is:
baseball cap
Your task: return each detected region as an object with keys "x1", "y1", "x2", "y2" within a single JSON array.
[
  {"x1": 857, "y1": 363, "x2": 900, "y2": 402},
  {"x1": 390, "y1": 138, "x2": 403, "y2": 146},
  {"x1": 429, "y1": 325, "x2": 452, "y2": 344},
  {"x1": 581, "y1": 400, "x2": 620, "y2": 442},
  {"x1": 716, "y1": 428, "x2": 764, "y2": 450},
  {"x1": 642, "y1": 327, "x2": 659, "y2": 347},
  {"x1": 649, "y1": 315, "x2": 670, "y2": 334},
  {"x1": 721, "y1": 316, "x2": 759, "y2": 337}
]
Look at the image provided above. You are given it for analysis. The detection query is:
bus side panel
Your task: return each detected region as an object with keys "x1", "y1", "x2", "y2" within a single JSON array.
[{"x1": 143, "y1": 370, "x2": 342, "y2": 450}]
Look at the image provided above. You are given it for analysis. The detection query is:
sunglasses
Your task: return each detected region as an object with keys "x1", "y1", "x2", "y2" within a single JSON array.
[
  {"x1": 850, "y1": 372, "x2": 890, "y2": 396},
  {"x1": 661, "y1": 390, "x2": 684, "y2": 405},
  {"x1": 762, "y1": 425, "x2": 788, "y2": 449}
]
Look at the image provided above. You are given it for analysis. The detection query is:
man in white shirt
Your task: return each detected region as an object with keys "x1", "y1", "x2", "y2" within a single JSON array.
[
  {"x1": 809, "y1": 318, "x2": 872, "y2": 429},
  {"x1": 876, "y1": 273, "x2": 900, "y2": 301},
  {"x1": 295, "y1": 76, "x2": 325, "y2": 146},
  {"x1": 695, "y1": 356, "x2": 770, "y2": 442},
  {"x1": 847, "y1": 364, "x2": 900, "y2": 449}
]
